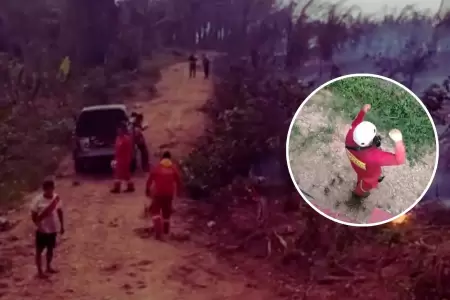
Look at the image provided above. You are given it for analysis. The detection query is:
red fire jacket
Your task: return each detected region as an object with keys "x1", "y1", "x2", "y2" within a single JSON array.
[
  {"x1": 146, "y1": 159, "x2": 182, "y2": 198},
  {"x1": 114, "y1": 134, "x2": 133, "y2": 179},
  {"x1": 345, "y1": 109, "x2": 406, "y2": 186}
]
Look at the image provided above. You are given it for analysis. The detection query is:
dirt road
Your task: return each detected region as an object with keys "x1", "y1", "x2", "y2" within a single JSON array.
[{"x1": 0, "y1": 61, "x2": 277, "y2": 300}]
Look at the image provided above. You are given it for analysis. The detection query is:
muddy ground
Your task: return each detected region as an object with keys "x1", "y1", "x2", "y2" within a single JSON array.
[{"x1": 288, "y1": 90, "x2": 437, "y2": 224}]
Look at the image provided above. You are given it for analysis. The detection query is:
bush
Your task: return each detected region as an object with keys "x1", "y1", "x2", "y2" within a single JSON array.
[{"x1": 182, "y1": 58, "x2": 312, "y2": 199}]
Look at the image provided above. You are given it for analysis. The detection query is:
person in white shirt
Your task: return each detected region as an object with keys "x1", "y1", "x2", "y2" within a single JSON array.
[{"x1": 30, "y1": 179, "x2": 64, "y2": 278}]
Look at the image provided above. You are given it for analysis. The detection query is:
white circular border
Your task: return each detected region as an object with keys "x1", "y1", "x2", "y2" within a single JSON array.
[{"x1": 285, "y1": 73, "x2": 440, "y2": 227}]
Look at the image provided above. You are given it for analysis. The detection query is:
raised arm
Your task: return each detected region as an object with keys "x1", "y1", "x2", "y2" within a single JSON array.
[
  {"x1": 351, "y1": 104, "x2": 371, "y2": 127},
  {"x1": 372, "y1": 143, "x2": 406, "y2": 166},
  {"x1": 373, "y1": 129, "x2": 406, "y2": 166}
]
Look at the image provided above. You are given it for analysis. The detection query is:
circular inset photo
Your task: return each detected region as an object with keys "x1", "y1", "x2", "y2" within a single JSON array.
[{"x1": 286, "y1": 74, "x2": 439, "y2": 226}]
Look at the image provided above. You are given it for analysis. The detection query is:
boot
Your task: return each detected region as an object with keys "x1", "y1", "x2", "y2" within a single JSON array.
[
  {"x1": 163, "y1": 220, "x2": 170, "y2": 234},
  {"x1": 352, "y1": 190, "x2": 370, "y2": 199},
  {"x1": 124, "y1": 182, "x2": 135, "y2": 193},
  {"x1": 344, "y1": 191, "x2": 367, "y2": 211},
  {"x1": 152, "y1": 216, "x2": 163, "y2": 240},
  {"x1": 110, "y1": 182, "x2": 121, "y2": 194}
]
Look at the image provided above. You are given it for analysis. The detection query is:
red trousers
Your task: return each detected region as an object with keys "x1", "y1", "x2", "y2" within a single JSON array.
[
  {"x1": 353, "y1": 177, "x2": 378, "y2": 196},
  {"x1": 114, "y1": 161, "x2": 131, "y2": 181},
  {"x1": 150, "y1": 195, "x2": 173, "y2": 237},
  {"x1": 150, "y1": 196, "x2": 172, "y2": 218}
]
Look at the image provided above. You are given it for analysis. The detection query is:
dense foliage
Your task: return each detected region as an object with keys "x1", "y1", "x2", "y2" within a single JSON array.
[{"x1": 182, "y1": 58, "x2": 312, "y2": 198}]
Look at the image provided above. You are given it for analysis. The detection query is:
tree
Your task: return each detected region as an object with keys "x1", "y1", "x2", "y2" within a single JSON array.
[
  {"x1": 284, "y1": 0, "x2": 315, "y2": 69},
  {"x1": 62, "y1": 0, "x2": 119, "y2": 71},
  {"x1": 316, "y1": 3, "x2": 357, "y2": 75},
  {"x1": 367, "y1": 7, "x2": 438, "y2": 90}
]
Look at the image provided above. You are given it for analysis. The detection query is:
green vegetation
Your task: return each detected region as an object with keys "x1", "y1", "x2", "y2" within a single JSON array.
[
  {"x1": 328, "y1": 76, "x2": 436, "y2": 163},
  {"x1": 0, "y1": 52, "x2": 181, "y2": 211}
]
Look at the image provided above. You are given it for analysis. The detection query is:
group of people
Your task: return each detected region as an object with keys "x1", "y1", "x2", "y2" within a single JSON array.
[
  {"x1": 110, "y1": 115, "x2": 182, "y2": 240},
  {"x1": 31, "y1": 115, "x2": 182, "y2": 278},
  {"x1": 110, "y1": 112, "x2": 149, "y2": 194},
  {"x1": 29, "y1": 102, "x2": 408, "y2": 278},
  {"x1": 188, "y1": 53, "x2": 210, "y2": 79}
]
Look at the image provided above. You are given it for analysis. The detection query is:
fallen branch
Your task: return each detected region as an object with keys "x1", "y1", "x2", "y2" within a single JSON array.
[
  {"x1": 316, "y1": 275, "x2": 368, "y2": 284},
  {"x1": 266, "y1": 236, "x2": 272, "y2": 258},
  {"x1": 231, "y1": 230, "x2": 266, "y2": 251},
  {"x1": 273, "y1": 230, "x2": 288, "y2": 251},
  {"x1": 416, "y1": 237, "x2": 437, "y2": 251},
  {"x1": 332, "y1": 259, "x2": 358, "y2": 277}
]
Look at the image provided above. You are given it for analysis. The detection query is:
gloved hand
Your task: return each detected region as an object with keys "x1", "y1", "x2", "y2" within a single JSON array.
[
  {"x1": 362, "y1": 104, "x2": 371, "y2": 113},
  {"x1": 389, "y1": 129, "x2": 403, "y2": 142}
]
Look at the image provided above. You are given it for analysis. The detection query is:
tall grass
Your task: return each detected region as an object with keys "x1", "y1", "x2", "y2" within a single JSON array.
[{"x1": 328, "y1": 76, "x2": 436, "y2": 163}]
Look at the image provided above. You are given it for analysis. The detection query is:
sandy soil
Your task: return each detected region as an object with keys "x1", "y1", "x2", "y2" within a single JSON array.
[
  {"x1": 288, "y1": 90, "x2": 437, "y2": 224},
  {"x1": 0, "y1": 60, "x2": 277, "y2": 300}
]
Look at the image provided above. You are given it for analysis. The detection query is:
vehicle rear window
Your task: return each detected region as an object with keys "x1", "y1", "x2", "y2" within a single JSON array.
[{"x1": 76, "y1": 109, "x2": 128, "y2": 137}]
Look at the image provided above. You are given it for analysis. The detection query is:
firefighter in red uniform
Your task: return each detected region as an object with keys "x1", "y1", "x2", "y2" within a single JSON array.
[
  {"x1": 111, "y1": 123, "x2": 135, "y2": 194},
  {"x1": 146, "y1": 151, "x2": 182, "y2": 240},
  {"x1": 345, "y1": 104, "x2": 406, "y2": 198}
]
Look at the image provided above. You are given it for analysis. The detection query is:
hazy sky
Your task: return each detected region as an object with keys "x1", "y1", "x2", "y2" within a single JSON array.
[{"x1": 327, "y1": 0, "x2": 442, "y2": 15}]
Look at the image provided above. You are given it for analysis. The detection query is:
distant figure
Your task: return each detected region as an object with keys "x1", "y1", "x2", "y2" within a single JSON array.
[
  {"x1": 146, "y1": 151, "x2": 182, "y2": 240},
  {"x1": 131, "y1": 112, "x2": 149, "y2": 172},
  {"x1": 31, "y1": 178, "x2": 64, "y2": 278},
  {"x1": 188, "y1": 54, "x2": 197, "y2": 78},
  {"x1": 202, "y1": 54, "x2": 210, "y2": 79},
  {"x1": 57, "y1": 56, "x2": 71, "y2": 82},
  {"x1": 111, "y1": 123, "x2": 135, "y2": 193}
]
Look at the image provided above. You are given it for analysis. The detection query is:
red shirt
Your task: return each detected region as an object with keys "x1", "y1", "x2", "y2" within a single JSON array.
[
  {"x1": 345, "y1": 109, "x2": 406, "y2": 184},
  {"x1": 147, "y1": 159, "x2": 182, "y2": 198},
  {"x1": 115, "y1": 134, "x2": 133, "y2": 164}
]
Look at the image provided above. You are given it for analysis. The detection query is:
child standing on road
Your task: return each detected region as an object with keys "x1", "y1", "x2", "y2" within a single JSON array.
[{"x1": 30, "y1": 178, "x2": 64, "y2": 278}]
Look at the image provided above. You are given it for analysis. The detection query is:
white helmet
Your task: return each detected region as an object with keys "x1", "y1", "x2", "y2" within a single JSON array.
[{"x1": 353, "y1": 121, "x2": 377, "y2": 147}]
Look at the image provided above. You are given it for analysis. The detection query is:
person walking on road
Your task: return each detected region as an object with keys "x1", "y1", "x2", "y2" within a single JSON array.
[
  {"x1": 131, "y1": 112, "x2": 149, "y2": 172},
  {"x1": 202, "y1": 54, "x2": 210, "y2": 79},
  {"x1": 188, "y1": 54, "x2": 197, "y2": 78},
  {"x1": 111, "y1": 123, "x2": 135, "y2": 193},
  {"x1": 30, "y1": 178, "x2": 64, "y2": 278},
  {"x1": 145, "y1": 151, "x2": 182, "y2": 240},
  {"x1": 345, "y1": 104, "x2": 406, "y2": 199}
]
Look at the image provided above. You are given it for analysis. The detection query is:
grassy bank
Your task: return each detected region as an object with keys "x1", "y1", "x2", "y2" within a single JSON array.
[{"x1": 328, "y1": 76, "x2": 436, "y2": 163}]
